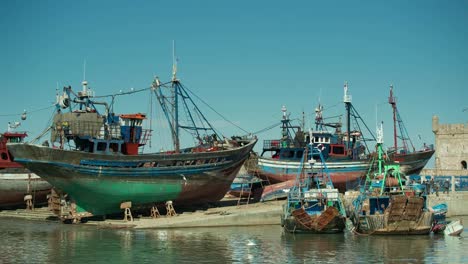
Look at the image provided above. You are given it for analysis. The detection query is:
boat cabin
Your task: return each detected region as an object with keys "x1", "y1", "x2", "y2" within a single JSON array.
[
  {"x1": 119, "y1": 113, "x2": 149, "y2": 155},
  {"x1": 262, "y1": 129, "x2": 362, "y2": 161},
  {"x1": 61, "y1": 113, "x2": 150, "y2": 155},
  {"x1": 0, "y1": 131, "x2": 27, "y2": 167}
]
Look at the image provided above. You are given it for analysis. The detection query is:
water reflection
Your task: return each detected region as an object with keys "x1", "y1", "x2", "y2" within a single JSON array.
[{"x1": 0, "y1": 217, "x2": 466, "y2": 263}]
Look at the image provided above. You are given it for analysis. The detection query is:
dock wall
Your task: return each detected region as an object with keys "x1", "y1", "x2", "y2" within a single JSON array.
[{"x1": 427, "y1": 192, "x2": 468, "y2": 217}]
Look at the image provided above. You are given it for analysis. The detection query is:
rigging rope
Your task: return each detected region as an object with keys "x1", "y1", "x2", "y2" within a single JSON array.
[
  {"x1": 85, "y1": 80, "x2": 252, "y2": 138},
  {"x1": 252, "y1": 121, "x2": 282, "y2": 135},
  {"x1": 0, "y1": 104, "x2": 55, "y2": 117},
  {"x1": 92, "y1": 86, "x2": 152, "y2": 99},
  {"x1": 181, "y1": 84, "x2": 251, "y2": 135},
  {"x1": 322, "y1": 102, "x2": 341, "y2": 111},
  {"x1": 29, "y1": 107, "x2": 57, "y2": 144}
]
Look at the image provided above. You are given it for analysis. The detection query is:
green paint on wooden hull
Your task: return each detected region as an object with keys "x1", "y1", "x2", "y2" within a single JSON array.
[
  {"x1": 8, "y1": 139, "x2": 256, "y2": 216},
  {"x1": 51, "y1": 176, "x2": 182, "y2": 215}
]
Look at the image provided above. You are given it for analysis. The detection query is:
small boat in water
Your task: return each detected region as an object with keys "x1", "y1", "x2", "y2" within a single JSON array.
[
  {"x1": 431, "y1": 203, "x2": 448, "y2": 222},
  {"x1": 429, "y1": 203, "x2": 448, "y2": 234},
  {"x1": 350, "y1": 123, "x2": 434, "y2": 235},
  {"x1": 444, "y1": 219, "x2": 464, "y2": 236},
  {"x1": 8, "y1": 68, "x2": 256, "y2": 221},
  {"x1": 0, "y1": 122, "x2": 51, "y2": 208},
  {"x1": 281, "y1": 145, "x2": 347, "y2": 234}
]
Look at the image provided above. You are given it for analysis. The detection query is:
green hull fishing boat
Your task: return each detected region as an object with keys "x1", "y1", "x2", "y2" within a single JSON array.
[
  {"x1": 8, "y1": 66, "x2": 256, "y2": 221},
  {"x1": 349, "y1": 123, "x2": 434, "y2": 235}
]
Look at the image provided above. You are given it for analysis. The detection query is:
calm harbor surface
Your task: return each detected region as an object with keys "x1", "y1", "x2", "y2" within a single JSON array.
[{"x1": 1, "y1": 216, "x2": 467, "y2": 263}]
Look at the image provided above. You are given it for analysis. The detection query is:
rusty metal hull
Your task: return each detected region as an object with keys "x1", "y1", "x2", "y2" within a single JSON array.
[{"x1": 7, "y1": 140, "x2": 256, "y2": 216}]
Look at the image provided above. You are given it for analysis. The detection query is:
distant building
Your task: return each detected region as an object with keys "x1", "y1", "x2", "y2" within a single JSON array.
[
  {"x1": 421, "y1": 116, "x2": 468, "y2": 190},
  {"x1": 432, "y1": 116, "x2": 468, "y2": 171}
]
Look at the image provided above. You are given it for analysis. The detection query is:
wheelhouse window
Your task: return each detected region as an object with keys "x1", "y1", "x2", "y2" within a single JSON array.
[
  {"x1": 331, "y1": 145, "x2": 345, "y2": 155},
  {"x1": 281, "y1": 150, "x2": 295, "y2": 158},
  {"x1": 109, "y1": 143, "x2": 119, "y2": 152},
  {"x1": 97, "y1": 142, "x2": 107, "y2": 151},
  {"x1": 296, "y1": 150, "x2": 304, "y2": 159},
  {"x1": 7, "y1": 137, "x2": 22, "y2": 143}
]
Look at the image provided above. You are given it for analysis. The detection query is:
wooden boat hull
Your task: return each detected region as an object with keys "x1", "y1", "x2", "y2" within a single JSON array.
[
  {"x1": 227, "y1": 171, "x2": 263, "y2": 198},
  {"x1": 390, "y1": 149, "x2": 435, "y2": 175},
  {"x1": 355, "y1": 213, "x2": 434, "y2": 235},
  {"x1": 7, "y1": 140, "x2": 256, "y2": 216},
  {"x1": 444, "y1": 220, "x2": 464, "y2": 236},
  {"x1": 256, "y1": 157, "x2": 368, "y2": 192},
  {"x1": 0, "y1": 169, "x2": 51, "y2": 208},
  {"x1": 431, "y1": 223, "x2": 446, "y2": 234},
  {"x1": 282, "y1": 207, "x2": 346, "y2": 234},
  {"x1": 260, "y1": 180, "x2": 295, "y2": 201},
  {"x1": 353, "y1": 196, "x2": 434, "y2": 235}
]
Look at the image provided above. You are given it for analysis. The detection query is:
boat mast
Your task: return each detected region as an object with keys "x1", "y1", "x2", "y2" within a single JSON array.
[
  {"x1": 377, "y1": 122, "x2": 384, "y2": 176},
  {"x1": 80, "y1": 60, "x2": 91, "y2": 111},
  {"x1": 171, "y1": 40, "x2": 180, "y2": 152},
  {"x1": 281, "y1": 105, "x2": 289, "y2": 147},
  {"x1": 314, "y1": 104, "x2": 323, "y2": 131},
  {"x1": 343, "y1": 82, "x2": 352, "y2": 155},
  {"x1": 388, "y1": 85, "x2": 398, "y2": 152},
  {"x1": 388, "y1": 85, "x2": 415, "y2": 153}
]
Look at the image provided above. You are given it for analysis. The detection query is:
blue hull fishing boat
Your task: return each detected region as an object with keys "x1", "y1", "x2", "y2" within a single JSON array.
[
  {"x1": 252, "y1": 83, "x2": 375, "y2": 193},
  {"x1": 281, "y1": 145, "x2": 347, "y2": 234}
]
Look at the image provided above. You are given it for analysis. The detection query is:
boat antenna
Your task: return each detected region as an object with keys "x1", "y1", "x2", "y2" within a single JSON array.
[
  {"x1": 375, "y1": 103, "x2": 378, "y2": 135},
  {"x1": 301, "y1": 109, "x2": 305, "y2": 132},
  {"x1": 82, "y1": 60, "x2": 88, "y2": 94},
  {"x1": 172, "y1": 40, "x2": 177, "y2": 82},
  {"x1": 343, "y1": 81, "x2": 351, "y2": 154}
]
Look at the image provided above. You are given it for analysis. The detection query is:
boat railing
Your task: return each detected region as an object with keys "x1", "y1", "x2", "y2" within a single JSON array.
[
  {"x1": 263, "y1": 139, "x2": 281, "y2": 149},
  {"x1": 139, "y1": 129, "x2": 152, "y2": 145},
  {"x1": 60, "y1": 121, "x2": 121, "y2": 140}
]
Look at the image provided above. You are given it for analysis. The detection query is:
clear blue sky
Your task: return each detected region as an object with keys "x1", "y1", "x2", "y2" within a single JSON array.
[{"x1": 2, "y1": 1, "x2": 468, "y2": 167}]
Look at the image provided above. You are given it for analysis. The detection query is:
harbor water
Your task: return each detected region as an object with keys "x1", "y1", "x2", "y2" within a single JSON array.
[{"x1": 1, "y1": 216, "x2": 467, "y2": 263}]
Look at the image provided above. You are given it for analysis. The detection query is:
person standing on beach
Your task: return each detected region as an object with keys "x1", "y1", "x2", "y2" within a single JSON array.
[
  {"x1": 443, "y1": 179, "x2": 450, "y2": 195},
  {"x1": 425, "y1": 180, "x2": 431, "y2": 195},
  {"x1": 430, "y1": 178, "x2": 434, "y2": 194}
]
